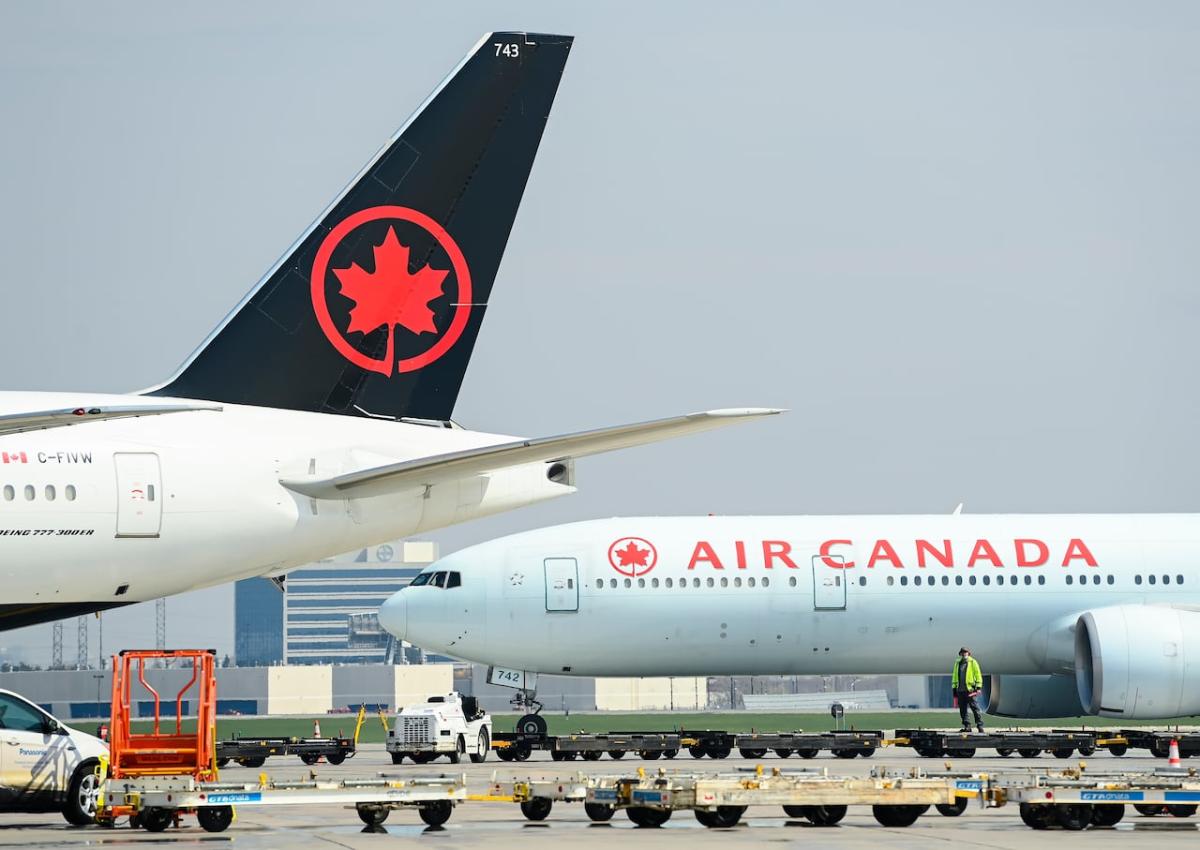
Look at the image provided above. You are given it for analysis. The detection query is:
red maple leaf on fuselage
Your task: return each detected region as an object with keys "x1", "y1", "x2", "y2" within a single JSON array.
[
  {"x1": 333, "y1": 226, "x2": 448, "y2": 337},
  {"x1": 616, "y1": 542, "x2": 650, "y2": 568}
]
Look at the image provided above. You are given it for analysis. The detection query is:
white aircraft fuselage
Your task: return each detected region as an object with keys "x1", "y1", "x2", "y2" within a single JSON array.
[{"x1": 385, "y1": 515, "x2": 1200, "y2": 718}]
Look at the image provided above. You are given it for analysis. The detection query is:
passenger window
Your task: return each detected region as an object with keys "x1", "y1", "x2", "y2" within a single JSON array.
[
  {"x1": 733, "y1": 577, "x2": 742, "y2": 588},
  {"x1": 1092, "y1": 575, "x2": 1100, "y2": 585},
  {"x1": 0, "y1": 693, "x2": 48, "y2": 732},
  {"x1": 1066, "y1": 575, "x2": 1073, "y2": 585},
  {"x1": 719, "y1": 577, "x2": 728, "y2": 588},
  {"x1": 1148, "y1": 575, "x2": 1156, "y2": 585},
  {"x1": 610, "y1": 578, "x2": 617, "y2": 588},
  {"x1": 2, "y1": 485, "x2": 11, "y2": 501},
  {"x1": 693, "y1": 578, "x2": 700, "y2": 588},
  {"x1": 791, "y1": 577, "x2": 799, "y2": 587},
  {"x1": 1178, "y1": 575, "x2": 1184, "y2": 585},
  {"x1": 1106, "y1": 575, "x2": 1114, "y2": 585},
  {"x1": 44, "y1": 485, "x2": 55, "y2": 501},
  {"x1": 651, "y1": 578, "x2": 659, "y2": 588},
  {"x1": 914, "y1": 576, "x2": 922, "y2": 586},
  {"x1": 706, "y1": 577, "x2": 714, "y2": 587},
  {"x1": 1038, "y1": 575, "x2": 1045, "y2": 585},
  {"x1": 23, "y1": 484, "x2": 34, "y2": 501},
  {"x1": 887, "y1": 576, "x2": 895, "y2": 586},
  {"x1": 445, "y1": 572, "x2": 461, "y2": 589},
  {"x1": 1010, "y1": 576, "x2": 1018, "y2": 586},
  {"x1": 955, "y1": 575, "x2": 963, "y2": 586},
  {"x1": 65, "y1": 484, "x2": 76, "y2": 501},
  {"x1": 859, "y1": 576, "x2": 867, "y2": 586},
  {"x1": 1135, "y1": 575, "x2": 1142, "y2": 585},
  {"x1": 624, "y1": 578, "x2": 632, "y2": 588},
  {"x1": 900, "y1": 576, "x2": 908, "y2": 586},
  {"x1": 982, "y1": 575, "x2": 990, "y2": 586},
  {"x1": 595, "y1": 579, "x2": 603, "y2": 589},
  {"x1": 1162, "y1": 575, "x2": 1170, "y2": 585},
  {"x1": 1024, "y1": 575, "x2": 1032, "y2": 585},
  {"x1": 749, "y1": 577, "x2": 758, "y2": 588},
  {"x1": 665, "y1": 578, "x2": 673, "y2": 588},
  {"x1": 638, "y1": 578, "x2": 646, "y2": 588},
  {"x1": 761, "y1": 577, "x2": 769, "y2": 587}
]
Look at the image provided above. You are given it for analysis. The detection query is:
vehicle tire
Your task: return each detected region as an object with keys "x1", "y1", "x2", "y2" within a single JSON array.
[
  {"x1": 62, "y1": 761, "x2": 100, "y2": 826},
  {"x1": 1091, "y1": 805, "x2": 1124, "y2": 827},
  {"x1": 513, "y1": 745, "x2": 532, "y2": 762},
  {"x1": 948, "y1": 748, "x2": 976, "y2": 759},
  {"x1": 608, "y1": 750, "x2": 626, "y2": 760},
  {"x1": 1108, "y1": 744, "x2": 1128, "y2": 757},
  {"x1": 300, "y1": 753, "x2": 319, "y2": 765},
  {"x1": 688, "y1": 745, "x2": 707, "y2": 759},
  {"x1": 709, "y1": 806, "x2": 745, "y2": 827},
  {"x1": 1134, "y1": 804, "x2": 1165, "y2": 816},
  {"x1": 582, "y1": 750, "x2": 602, "y2": 761},
  {"x1": 390, "y1": 752, "x2": 405, "y2": 765},
  {"x1": 496, "y1": 747, "x2": 515, "y2": 762},
  {"x1": 520, "y1": 798, "x2": 553, "y2": 821},
  {"x1": 1168, "y1": 805, "x2": 1198, "y2": 817},
  {"x1": 1019, "y1": 802, "x2": 1055, "y2": 829},
  {"x1": 627, "y1": 806, "x2": 670, "y2": 827},
  {"x1": 783, "y1": 805, "x2": 806, "y2": 819},
  {"x1": 448, "y1": 736, "x2": 465, "y2": 764},
  {"x1": 996, "y1": 747, "x2": 1014, "y2": 757},
  {"x1": 1055, "y1": 803, "x2": 1094, "y2": 830},
  {"x1": 326, "y1": 752, "x2": 346, "y2": 766},
  {"x1": 238, "y1": 756, "x2": 266, "y2": 768},
  {"x1": 663, "y1": 749, "x2": 679, "y2": 759},
  {"x1": 1018, "y1": 748, "x2": 1041, "y2": 758},
  {"x1": 357, "y1": 804, "x2": 390, "y2": 826},
  {"x1": 797, "y1": 748, "x2": 819, "y2": 759},
  {"x1": 197, "y1": 806, "x2": 234, "y2": 833},
  {"x1": 419, "y1": 800, "x2": 453, "y2": 827},
  {"x1": 774, "y1": 748, "x2": 792, "y2": 759},
  {"x1": 1078, "y1": 746, "x2": 1096, "y2": 757},
  {"x1": 708, "y1": 746, "x2": 731, "y2": 759},
  {"x1": 216, "y1": 758, "x2": 230, "y2": 768},
  {"x1": 1052, "y1": 748, "x2": 1074, "y2": 759},
  {"x1": 470, "y1": 729, "x2": 489, "y2": 763},
  {"x1": 640, "y1": 750, "x2": 661, "y2": 760},
  {"x1": 833, "y1": 748, "x2": 857, "y2": 759},
  {"x1": 550, "y1": 749, "x2": 566, "y2": 761},
  {"x1": 516, "y1": 714, "x2": 548, "y2": 737},
  {"x1": 585, "y1": 802, "x2": 615, "y2": 822},
  {"x1": 739, "y1": 748, "x2": 767, "y2": 759},
  {"x1": 694, "y1": 809, "x2": 719, "y2": 828},
  {"x1": 872, "y1": 805, "x2": 923, "y2": 827},
  {"x1": 860, "y1": 747, "x2": 877, "y2": 758},
  {"x1": 805, "y1": 804, "x2": 847, "y2": 825},
  {"x1": 141, "y1": 808, "x2": 174, "y2": 832},
  {"x1": 936, "y1": 799, "x2": 969, "y2": 817}
]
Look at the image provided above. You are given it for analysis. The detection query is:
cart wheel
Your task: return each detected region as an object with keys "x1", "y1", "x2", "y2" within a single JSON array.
[
  {"x1": 238, "y1": 757, "x2": 266, "y2": 768},
  {"x1": 216, "y1": 758, "x2": 230, "y2": 768},
  {"x1": 950, "y1": 748, "x2": 976, "y2": 759},
  {"x1": 708, "y1": 746, "x2": 732, "y2": 759},
  {"x1": 804, "y1": 805, "x2": 847, "y2": 825},
  {"x1": 448, "y1": 736, "x2": 466, "y2": 764},
  {"x1": 390, "y1": 752, "x2": 406, "y2": 765},
  {"x1": 581, "y1": 750, "x2": 602, "y2": 761},
  {"x1": 774, "y1": 748, "x2": 792, "y2": 759},
  {"x1": 662, "y1": 748, "x2": 679, "y2": 759},
  {"x1": 640, "y1": 749, "x2": 661, "y2": 760},
  {"x1": 1107, "y1": 744, "x2": 1128, "y2": 757},
  {"x1": 1078, "y1": 746, "x2": 1096, "y2": 757},
  {"x1": 470, "y1": 729, "x2": 490, "y2": 763},
  {"x1": 1168, "y1": 805, "x2": 1198, "y2": 818},
  {"x1": 996, "y1": 748, "x2": 1014, "y2": 757},
  {"x1": 141, "y1": 808, "x2": 174, "y2": 832},
  {"x1": 738, "y1": 748, "x2": 767, "y2": 759},
  {"x1": 516, "y1": 714, "x2": 548, "y2": 736},
  {"x1": 584, "y1": 802, "x2": 615, "y2": 822},
  {"x1": 1052, "y1": 748, "x2": 1075, "y2": 759},
  {"x1": 419, "y1": 800, "x2": 453, "y2": 827},
  {"x1": 1018, "y1": 748, "x2": 1041, "y2": 758},
  {"x1": 1055, "y1": 803, "x2": 1094, "y2": 830},
  {"x1": 1019, "y1": 803, "x2": 1055, "y2": 829},
  {"x1": 1134, "y1": 804, "x2": 1165, "y2": 816},
  {"x1": 936, "y1": 798, "x2": 969, "y2": 817},
  {"x1": 872, "y1": 805, "x2": 923, "y2": 827},
  {"x1": 859, "y1": 747, "x2": 877, "y2": 758},
  {"x1": 783, "y1": 805, "x2": 807, "y2": 819},
  {"x1": 520, "y1": 798, "x2": 553, "y2": 821},
  {"x1": 496, "y1": 747, "x2": 515, "y2": 762},
  {"x1": 832, "y1": 748, "x2": 857, "y2": 759},
  {"x1": 197, "y1": 806, "x2": 234, "y2": 833},
  {"x1": 1091, "y1": 804, "x2": 1124, "y2": 826},
  {"x1": 797, "y1": 748, "x2": 819, "y2": 759},
  {"x1": 300, "y1": 753, "x2": 319, "y2": 766},
  {"x1": 608, "y1": 750, "x2": 626, "y2": 760},
  {"x1": 688, "y1": 746, "x2": 707, "y2": 758},
  {"x1": 513, "y1": 745, "x2": 532, "y2": 762},
  {"x1": 695, "y1": 805, "x2": 743, "y2": 828},
  {"x1": 411, "y1": 752, "x2": 435, "y2": 764},
  {"x1": 326, "y1": 752, "x2": 346, "y2": 766},
  {"x1": 356, "y1": 804, "x2": 390, "y2": 826},
  {"x1": 627, "y1": 806, "x2": 671, "y2": 827}
]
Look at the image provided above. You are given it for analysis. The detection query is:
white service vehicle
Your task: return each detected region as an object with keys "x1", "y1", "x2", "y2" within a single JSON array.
[
  {"x1": 387, "y1": 694, "x2": 490, "y2": 765},
  {"x1": 0, "y1": 688, "x2": 107, "y2": 824}
]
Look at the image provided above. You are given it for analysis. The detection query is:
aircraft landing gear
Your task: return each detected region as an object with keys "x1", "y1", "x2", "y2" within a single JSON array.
[{"x1": 510, "y1": 688, "x2": 546, "y2": 735}]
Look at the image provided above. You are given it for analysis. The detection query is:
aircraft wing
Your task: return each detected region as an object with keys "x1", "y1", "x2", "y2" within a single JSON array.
[
  {"x1": 280, "y1": 408, "x2": 783, "y2": 499},
  {"x1": 0, "y1": 403, "x2": 221, "y2": 437}
]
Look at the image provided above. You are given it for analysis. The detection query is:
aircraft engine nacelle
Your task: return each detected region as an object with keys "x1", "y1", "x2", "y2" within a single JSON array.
[
  {"x1": 1075, "y1": 605, "x2": 1200, "y2": 719},
  {"x1": 986, "y1": 674, "x2": 1084, "y2": 718}
]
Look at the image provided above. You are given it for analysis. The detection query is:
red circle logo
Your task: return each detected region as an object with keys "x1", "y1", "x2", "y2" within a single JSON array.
[
  {"x1": 310, "y1": 205, "x2": 472, "y2": 375},
  {"x1": 608, "y1": 537, "x2": 658, "y2": 577}
]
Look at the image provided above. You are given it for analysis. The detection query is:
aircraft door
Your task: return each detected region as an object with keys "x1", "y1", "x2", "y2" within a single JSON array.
[
  {"x1": 811, "y1": 554, "x2": 847, "y2": 610},
  {"x1": 114, "y1": 453, "x2": 163, "y2": 537},
  {"x1": 544, "y1": 558, "x2": 579, "y2": 612}
]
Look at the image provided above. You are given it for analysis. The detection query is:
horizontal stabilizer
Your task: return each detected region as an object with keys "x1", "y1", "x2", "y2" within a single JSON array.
[
  {"x1": 0, "y1": 403, "x2": 220, "y2": 437},
  {"x1": 280, "y1": 408, "x2": 782, "y2": 499}
]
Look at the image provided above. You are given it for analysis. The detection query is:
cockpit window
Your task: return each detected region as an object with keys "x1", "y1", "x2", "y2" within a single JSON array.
[
  {"x1": 408, "y1": 570, "x2": 461, "y2": 589},
  {"x1": 431, "y1": 571, "x2": 447, "y2": 588},
  {"x1": 410, "y1": 572, "x2": 432, "y2": 587},
  {"x1": 445, "y1": 571, "x2": 461, "y2": 589}
]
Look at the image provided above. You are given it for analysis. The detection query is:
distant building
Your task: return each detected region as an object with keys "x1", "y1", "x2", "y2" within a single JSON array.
[{"x1": 234, "y1": 541, "x2": 437, "y2": 666}]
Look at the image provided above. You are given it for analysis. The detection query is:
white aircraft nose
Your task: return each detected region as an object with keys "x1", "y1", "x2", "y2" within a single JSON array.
[{"x1": 378, "y1": 591, "x2": 407, "y2": 640}]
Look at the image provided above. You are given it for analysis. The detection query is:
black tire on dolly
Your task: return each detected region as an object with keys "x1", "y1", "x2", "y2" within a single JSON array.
[
  {"x1": 797, "y1": 748, "x2": 819, "y2": 759},
  {"x1": 1107, "y1": 744, "x2": 1127, "y2": 757},
  {"x1": 520, "y1": 798, "x2": 553, "y2": 821},
  {"x1": 607, "y1": 750, "x2": 626, "y2": 760},
  {"x1": 356, "y1": 804, "x2": 389, "y2": 826},
  {"x1": 872, "y1": 805, "x2": 922, "y2": 827},
  {"x1": 1134, "y1": 804, "x2": 1165, "y2": 816},
  {"x1": 197, "y1": 806, "x2": 234, "y2": 833},
  {"x1": 584, "y1": 802, "x2": 615, "y2": 822},
  {"x1": 1168, "y1": 805, "x2": 1198, "y2": 818},
  {"x1": 326, "y1": 752, "x2": 346, "y2": 766},
  {"x1": 774, "y1": 748, "x2": 792, "y2": 758},
  {"x1": 805, "y1": 805, "x2": 847, "y2": 825},
  {"x1": 1018, "y1": 748, "x2": 1041, "y2": 758},
  {"x1": 1055, "y1": 803, "x2": 1094, "y2": 831},
  {"x1": 936, "y1": 798, "x2": 969, "y2": 817},
  {"x1": 996, "y1": 748, "x2": 1014, "y2": 757},
  {"x1": 1019, "y1": 802, "x2": 1055, "y2": 829},
  {"x1": 738, "y1": 748, "x2": 766, "y2": 759},
  {"x1": 1090, "y1": 805, "x2": 1124, "y2": 827},
  {"x1": 140, "y1": 808, "x2": 174, "y2": 832},
  {"x1": 783, "y1": 805, "x2": 806, "y2": 819},
  {"x1": 419, "y1": 800, "x2": 453, "y2": 827},
  {"x1": 627, "y1": 806, "x2": 671, "y2": 827}
]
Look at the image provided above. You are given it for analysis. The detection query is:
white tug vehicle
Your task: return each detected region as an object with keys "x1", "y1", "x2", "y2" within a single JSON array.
[{"x1": 387, "y1": 694, "x2": 492, "y2": 764}]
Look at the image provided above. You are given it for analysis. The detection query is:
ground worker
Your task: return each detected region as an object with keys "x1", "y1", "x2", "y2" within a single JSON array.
[{"x1": 952, "y1": 646, "x2": 984, "y2": 732}]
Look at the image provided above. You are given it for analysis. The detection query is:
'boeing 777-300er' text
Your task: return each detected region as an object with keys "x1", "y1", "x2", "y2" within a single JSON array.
[
  {"x1": 0, "y1": 33, "x2": 777, "y2": 630},
  {"x1": 384, "y1": 515, "x2": 1200, "y2": 721}
]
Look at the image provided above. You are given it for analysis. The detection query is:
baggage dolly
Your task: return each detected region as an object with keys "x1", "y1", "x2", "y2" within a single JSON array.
[
  {"x1": 471, "y1": 774, "x2": 590, "y2": 821},
  {"x1": 893, "y1": 728, "x2": 1100, "y2": 759},
  {"x1": 990, "y1": 766, "x2": 1200, "y2": 829},
  {"x1": 1119, "y1": 729, "x2": 1200, "y2": 758}
]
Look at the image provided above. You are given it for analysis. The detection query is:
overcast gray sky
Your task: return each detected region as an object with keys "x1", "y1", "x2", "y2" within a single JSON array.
[{"x1": 1, "y1": 1, "x2": 1198, "y2": 665}]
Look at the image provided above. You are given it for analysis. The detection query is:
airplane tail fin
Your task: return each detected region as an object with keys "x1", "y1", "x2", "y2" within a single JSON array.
[{"x1": 149, "y1": 32, "x2": 573, "y2": 422}]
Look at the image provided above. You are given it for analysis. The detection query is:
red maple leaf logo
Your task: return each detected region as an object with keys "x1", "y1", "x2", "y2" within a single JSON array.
[
  {"x1": 332, "y1": 226, "x2": 448, "y2": 337},
  {"x1": 615, "y1": 541, "x2": 650, "y2": 569}
]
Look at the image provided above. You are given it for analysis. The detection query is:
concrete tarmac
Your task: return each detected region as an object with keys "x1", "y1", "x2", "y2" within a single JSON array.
[{"x1": 2, "y1": 744, "x2": 1197, "y2": 849}]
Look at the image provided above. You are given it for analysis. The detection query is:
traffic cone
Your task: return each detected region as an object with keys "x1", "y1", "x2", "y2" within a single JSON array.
[
  {"x1": 313, "y1": 718, "x2": 322, "y2": 739},
  {"x1": 1168, "y1": 738, "x2": 1182, "y2": 767}
]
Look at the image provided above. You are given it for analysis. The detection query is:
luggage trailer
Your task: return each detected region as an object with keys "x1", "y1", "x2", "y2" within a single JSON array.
[
  {"x1": 892, "y1": 728, "x2": 1123, "y2": 759},
  {"x1": 491, "y1": 729, "x2": 884, "y2": 762}
]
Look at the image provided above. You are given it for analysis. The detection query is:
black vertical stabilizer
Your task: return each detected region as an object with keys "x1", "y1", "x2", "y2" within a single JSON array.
[{"x1": 149, "y1": 32, "x2": 572, "y2": 421}]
